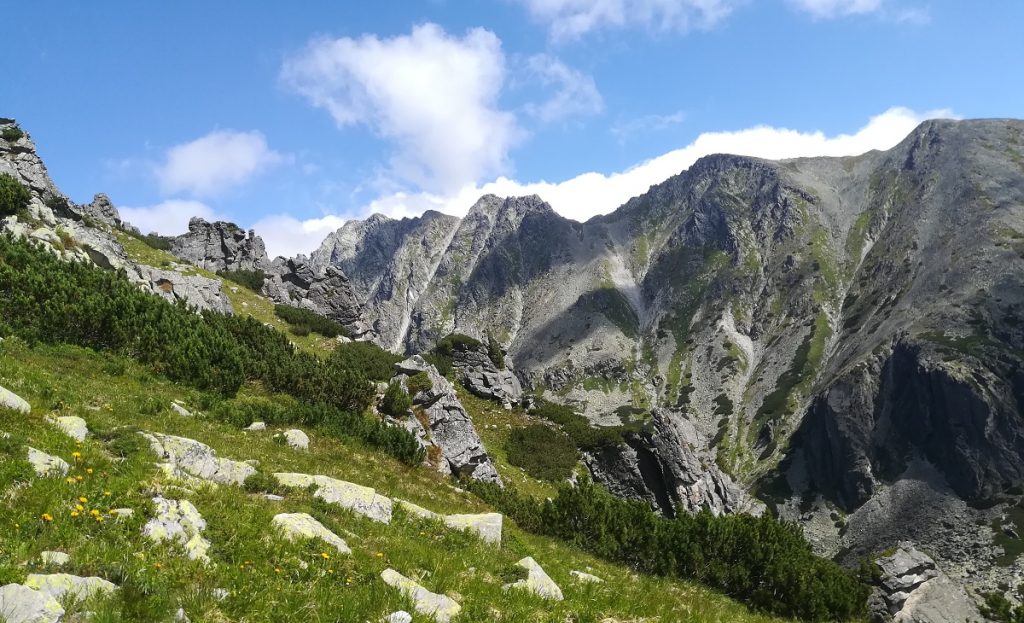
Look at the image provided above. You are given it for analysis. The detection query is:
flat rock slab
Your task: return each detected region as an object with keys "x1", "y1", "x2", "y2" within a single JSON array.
[
  {"x1": 26, "y1": 448, "x2": 68, "y2": 477},
  {"x1": 570, "y1": 569, "x2": 603, "y2": 583},
  {"x1": 395, "y1": 499, "x2": 441, "y2": 521},
  {"x1": 142, "y1": 496, "x2": 211, "y2": 562},
  {"x1": 23, "y1": 573, "x2": 117, "y2": 602},
  {"x1": 51, "y1": 415, "x2": 87, "y2": 442},
  {"x1": 282, "y1": 429, "x2": 309, "y2": 450},
  {"x1": 272, "y1": 513, "x2": 350, "y2": 554},
  {"x1": 143, "y1": 432, "x2": 255, "y2": 485},
  {"x1": 0, "y1": 385, "x2": 30, "y2": 414},
  {"x1": 444, "y1": 513, "x2": 502, "y2": 546},
  {"x1": 0, "y1": 583, "x2": 63, "y2": 623},
  {"x1": 171, "y1": 402, "x2": 193, "y2": 417},
  {"x1": 244, "y1": 421, "x2": 266, "y2": 431},
  {"x1": 380, "y1": 568, "x2": 461, "y2": 623},
  {"x1": 274, "y1": 473, "x2": 392, "y2": 523},
  {"x1": 506, "y1": 557, "x2": 563, "y2": 601}
]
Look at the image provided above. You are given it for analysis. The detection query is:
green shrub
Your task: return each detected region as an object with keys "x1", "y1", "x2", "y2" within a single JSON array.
[
  {"x1": 218, "y1": 269, "x2": 268, "y2": 293},
  {"x1": 1, "y1": 127, "x2": 24, "y2": 142},
  {"x1": 487, "y1": 331, "x2": 505, "y2": 369},
  {"x1": 331, "y1": 341, "x2": 402, "y2": 381},
  {"x1": 122, "y1": 228, "x2": 173, "y2": 251},
  {"x1": 434, "y1": 333, "x2": 483, "y2": 355},
  {"x1": 423, "y1": 352, "x2": 453, "y2": 378},
  {"x1": 470, "y1": 479, "x2": 869, "y2": 622},
  {"x1": 506, "y1": 425, "x2": 578, "y2": 481},
  {"x1": 273, "y1": 304, "x2": 347, "y2": 338},
  {"x1": 533, "y1": 398, "x2": 633, "y2": 450},
  {"x1": 0, "y1": 174, "x2": 31, "y2": 218},
  {"x1": 380, "y1": 380, "x2": 412, "y2": 416},
  {"x1": 406, "y1": 371, "x2": 432, "y2": 397},
  {"x1": 979, "y1": 585, "x2": 1024, "y2": 622},
  {"x1": 243, "y1": 472, "x2": 286, "y2": 495}
]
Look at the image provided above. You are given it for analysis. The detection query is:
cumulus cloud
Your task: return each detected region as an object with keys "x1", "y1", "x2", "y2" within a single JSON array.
[
  {"x1": 251, "y1": 213, "x2": 348, "y2": 260},
  {"x1": 256, "y1": 106, "x2": 956, "y2": 257},
  {"x1": 281, "y1": 23, "x2": 521, "y2": 194},
  {"x1": 156, "y1": 130, "x2": 284, "y2": 196},
  {"x1": 516, "y1": 0, "x2": 740, "y2": 40},
  {"x1": 787, "y1": 0, "x2": 884, "y2": 18},
  {"x1": 524, "y1": 54, "x2": 604, "y2": 122},
  {"x1": 119, "y1": 199, "x2": 222, "y2": 236}
]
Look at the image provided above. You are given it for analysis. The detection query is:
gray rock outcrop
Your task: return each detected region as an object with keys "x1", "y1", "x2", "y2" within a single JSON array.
[
  {"x1": 142, "y1": 432, "x2": 255, "y2": 485},
  {"x1": 263, "y1": 258, "x2": 372, "y2": 339},
  {"x1": 380, "y1": 568, "x2": 462, "y2": 623},
  {"x1": 450, "y1": 342, "x2": 522, "y2": 408},
  {"x1": 0, "y1": 582, "x2": 64, "y2": 623},
  {"x1": 142, "y1": 497, "x2": 211, "y2": 562},
  {"x1": 504, "y1": 557, "x2": 563, "y2": 601},
  {"x1": 394, "y1": 356, "x2": 502, "y2": 484},
  {"x1": 273, "y1": 472, "x2": 393, "y2": 523},
  {"x1": 170, "y1": 217, "x2": 269, "y2": 273},
  {"x1": 271, "y1": 512, "x2": 350, "y2": 554},
  {"x1": 126, "y1": 264, "x2": 234, "y2": 314},
  {"x1": 867, "y1": 542, "x2": 981, "y2": 623},
  {"x1": 78, "y1": 193, "x2": 121, "y2": 227}
]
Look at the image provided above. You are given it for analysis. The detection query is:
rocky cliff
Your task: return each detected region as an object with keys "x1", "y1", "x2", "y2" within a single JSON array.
[{"x1": 170, "y1": 217, "x2": 269, "y2": 273}]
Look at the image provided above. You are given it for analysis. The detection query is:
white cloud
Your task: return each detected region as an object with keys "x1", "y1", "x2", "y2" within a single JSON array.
[
  {"x1": 788, "y1": 0, "x2": 883, "y2": 18},
  {"x1": 611, "y1": 110, "x2": 687, "y2": 141},
  {"x1": 259, "y1": 106, "x2": 956, "y2": 257},
  {"x1": 517, "y1": 0, "x2": 740, "y2": 40},
  {"x1": 524, "y1": 54, "x2": 604, "y2": 122},
  {"x1": 281, "y1": 23, "x2": 521, "y2": 194},
  {"x1": 156, "y1": 130, "x2": 284, "y2": 196},
  {"x1": 251, "y1": 213, "x2": 348, "y2": 259},
  {"x1": 119, "y1": 199, "x2": 222, "y2": 236}
]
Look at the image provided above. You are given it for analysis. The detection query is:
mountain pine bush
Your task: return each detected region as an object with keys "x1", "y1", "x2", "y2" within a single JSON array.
[
  {"x1": 0, "y1": 174, "x2": 31, "y2": 217},
  {"x1": 273, "y1": 303, "x2": 347, "y2": 338}
]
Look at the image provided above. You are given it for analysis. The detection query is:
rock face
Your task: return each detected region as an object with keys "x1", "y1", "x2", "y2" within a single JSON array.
[
  {"x1": 273, "y1": 473, "x2": 393, "y2": 523},
  {"x1": 450, "y1": 342, "x2": 523, "y2": 408},
  {"x1": 143, "y1": 432, "x2": 256, "y2": 485},
  {"x1": 170, "y1": 217, "x2": 269, "y2": 273},
  {"x1": 586, "y1": 409, "x2": 761, "y2": 517},
  {"x1": 394, "y1": 356, "x2": 502, "y2": 484},
  {"x1": 127, "y1": 264, "x2": 234, "y2": 314},
  {"x1": 79, "y1": 193, "x2": 121, "y2": 227},
  {"x1": 263, "y1": 258, "x2": 372, "y2": 339},
  {"x1": 867, "y1": 542, "x2": 981, "y2": 623},
  {"x1": 271, "y1": 513, "x2": 350, "y2": 554},
  {"x1": 380, "y1": 568, "x2": 461, "y2": 623}
]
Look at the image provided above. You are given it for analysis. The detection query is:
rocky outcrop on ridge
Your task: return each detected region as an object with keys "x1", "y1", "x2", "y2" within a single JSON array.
[
  {"x1": 866, "y1": 542, "x2": 981, "y2": 623},
  {"x1": 450, "y1": 341, "x2": 523, "y2": 408},
  {"x1": 169, "y1": 217, "x2": 269, "y2": 273},
  {"x1": 263, "y1": 257, "x2": 373, "y2": 339}
]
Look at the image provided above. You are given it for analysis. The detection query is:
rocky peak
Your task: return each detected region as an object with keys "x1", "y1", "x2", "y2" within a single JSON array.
[
  {"x1": 169, "y1": 217, "x2": 269, "y2": 273},
  {"x1": 77, "y1": 193, "x2": 121, "y2": 227}
]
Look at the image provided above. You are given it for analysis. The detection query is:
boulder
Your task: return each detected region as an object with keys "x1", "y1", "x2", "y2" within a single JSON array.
[
  {"x1": 282, "y1": 429, "x2": 309, "y2": 450},
  {"x1": 170, "y1": 402, "x2": 193, "y2": 417},
  {"x1": 505, "y1": 557, "x2": 563, "y2": 601},
  {"x1": 443, "y1": 513, "x2": 502, "y2": 546},
  {"x1": 0, "y1": 384, "x2": 30, "y2": 414},
  {"x1": 38, "y1": 552, "x2": 69, "y2": 568},
  {"x1": 143, "y1": 432, "x2": 255, "y2": 485},
  {"x1": 26, "y1": 448, "x2": 68, "y2": 477},
  {"x1": 23, "y1": 573, "x2": 117, "y2": 603},
  {"x1": 451, "y1": 344, "x2": 522, "y2": 408},
  {"x1": 385, "y1": 612, "x2": 413, "y2": 623},
  {"x1": 380, "y1": 568, "x2": 461, "y2": 623},
  {"x1": 142, "y1": 497, "x2": 211, "y2": 562},
  {"x1": 868, "y1": 542, "x2": 981, "y2": 623},
  {"x1": 274, "y1": 473, "x2": 393, "y2": 523},
  {"x1": 263, "y1": 258, "x2": 372, "y2": 339},
  {"x1": 244, "y1": 422, "x2": 266, "y2": 432},
  {"x1": 569, "y1": 570, "x2": 603, "y2": 583},
  {"x1": 169, "y1": 217, "x2": 269, "y2": 273},
  {"x1": 0, "y1": 583, "x2": 64, "y2": 623},
  {"x1": 271, "y1": 513, "x2": 350, "y2": 554},
  {"x1": 50, "y1": 415, "x2": 87, "y2": 442},
  {"x1": 395, "y1": 499, "x2": 441, "y2": 521}
]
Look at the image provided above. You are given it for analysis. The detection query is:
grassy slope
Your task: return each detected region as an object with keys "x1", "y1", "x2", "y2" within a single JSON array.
[
  {"x1": 114, "y1": 232, "x2": 337, "y2": 355},
  {"x1": 0, "y1": 340, "x2": 789, "y2": 623}
]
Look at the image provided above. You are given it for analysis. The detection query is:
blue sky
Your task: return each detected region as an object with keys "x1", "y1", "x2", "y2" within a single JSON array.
[{"x1": 3, "y1": 1, "x2": 1022, "y2": 257}]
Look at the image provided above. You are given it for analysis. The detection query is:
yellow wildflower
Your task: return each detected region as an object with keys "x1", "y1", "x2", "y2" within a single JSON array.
[
  {"x1": 71, "y1": 452, "x2": 81, "y2": 460},
  {"x1": 320, "y1": 552, "x2": 330, "y2": 560},
  {"x1": 70, "y1": 511, "x2": 80, "y2": 517},
  {"x1": 274, "y1": 567, "x2": 281, "y2": 574},
  {"x1": 86, "y1": 468, "x2": 93, "y2": 474},
  {"x1": 75, "y1": 504, "x2": 84, "y2": 512},
  {"x1": 103, "y1": 491, "x2": 111, "y2": 496},
  {"x1": 78, "y1": 496, "x2": 88, "y2": 503},
  {"x1": 375, "y1": 552, "x2": 384, "y2": 558},
  {"x1": 90, "y1": 509, "x2": 100, "y2": 517},
  {"x1": 41, "y1": 513, "x2": 53, "y2": 522},
  {"x1": 75, "y1": 475, "x2": 83, "y2": 482},
  {"x1": 65, "y1": 477, "x2": 75, "y2": 484}
]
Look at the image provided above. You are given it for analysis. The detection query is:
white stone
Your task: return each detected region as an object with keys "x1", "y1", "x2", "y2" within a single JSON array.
[
  {"x1": 444, "y1": 513, "x2": 502, "y2": 546},
  {"x1": 23, "y1": 574, "x2": 117, "y2": 603},
  {"x1": 142, "y1": 497, "x2": 211, "y2": 562},
  {"x1": 505, "y1": 557, "x2": 563, "y2": 600},
  {"x1": 170, "y1": 402, "x2": 193, "y2": 417},
  {"x1": 274, "y1": 473, "x2": 392, "y2": 523},
  {"x1": 380, "y1": 569, "x2": 461, "y2": 623},
  {"x1": 0, "y1": 385, "x2": 30, "y2": 414},
  {"x1": 244, "y1": 421, "x2": 266, "y2": 431},
  {"x1": 385, "y1": 611, "x2": 413, "y2": 623},
  {"x1": 143, "y1": 432, "x2": 255, "y2": 485},
  {"x1": 110, "y1": 508, "x2": 134, "y2": 519},
  {"x1": 282, "y1": 429, "x2": 309, "y2": 450},
  {"x1": 26, "y1": 448, "x2": 68, "y2": 477},
  {"x1": 0, "y1": 583, "x2": 64, "y2": 623},
  {"x1": 569, "y1": 569, "x2": 604, "y2": 583},
  {"x1": 212, "y1": 588, "x2": 229, "y2": 601},
  {"x1": 51, "y1": 416, "x2": 87, "y2": 442},
  {"x1": 264, "y1": 494, "x2": 285, "y2": 502},
  {"x1": 39, "y1": 552, "x2": 69, "y2": 567},
  {"x1": 395, "y1": 499, "x2": 441, "y2": 521},
  {"x1": 272, "y1": 513, "x2": 350, "y2": 554}
]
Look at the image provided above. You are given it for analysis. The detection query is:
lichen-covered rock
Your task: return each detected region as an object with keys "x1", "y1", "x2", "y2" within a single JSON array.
[
  {"x1": 282, "y1": 429, "x2": 309, "y2": 450},
  {"x1": 0, "y1": 384, "x2": 30, "y2": 414},
  {"x1": 77, "y1": 193, "x2": 121, "y2": 227},
  {"x1": 380, "y1": 568, "x2": 461, "y2": 623},
  {"x1": 142, "y1": 497, "x2": 211, "y2": 562},
  {"x1": 26, "y1": 448, "x2": 68, "y2": 477},
  {"x1": 385, "y1": 611, "x2": 413, "y2": 623},
  {"x1": 867, "y1": 542, "x2": 981, "y2": 623},
  {"x1": 244, "y1": 421, "x2": 266, "y2": 432},
  {"x1": 272, "y1": 513, "x2": 350, "y2": 554},
  {"x1": 395, "y1": 358, "x2": 502, "y2": 485},
  {"x1": 169, "y1": 217, "x2": 268, "y2": 273},
  {"x1": 0, "y1": 583, "x2": 64, "y2": 623},
  {"x1": 395, "y1": 499, "x2": 441, "y2": 521},
  {"x1": 23, "y1": 573, "x2": 117, "y2": 603},
  {"x1": 443, "y1": 513, "x2": 502, "y2": 546},
  {"x1": 126, "y1": 264, "x2": 233, "y2": 314},
  {"x1": 143, "y1": 432, "x2": 255, "y2": 485},
  {"x1": 505, "y1": 557, "x2": 563, "y2": 601},
  {"x1": 50, "y1": 416, "x2": 87, "y2": 442},
  {"x1": 263, "y1": 258, "x2": 372, "y2": 339},
  {"x1": 273, "y1": 473, "x2": 393, "y2": 523}
]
